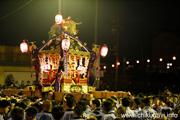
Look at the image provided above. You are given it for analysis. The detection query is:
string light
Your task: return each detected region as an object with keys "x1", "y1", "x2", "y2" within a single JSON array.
[
  {"x1": 159, "y1": 58, "x2": 163, "y2": 62},
  {"x1": 136, "y1": 60, "x2": 140, "y2": 64}
]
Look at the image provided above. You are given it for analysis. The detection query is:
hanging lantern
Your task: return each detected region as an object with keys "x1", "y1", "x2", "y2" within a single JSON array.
[
  {"x1": 55, "y1": 14, "x2": 63, "y2": 25},
  {"x1": 20, "y1": 41, "x2": 28, "y2": 53},
  {"x1": 100, "y1": 44, "x2": 108, "y2": 57},
  {"x1": 62, "y1": 38, "x2": 70, "y2": 51},
  {"x1": 62, "y1": 38, "x2": 70, "y2": 77}
]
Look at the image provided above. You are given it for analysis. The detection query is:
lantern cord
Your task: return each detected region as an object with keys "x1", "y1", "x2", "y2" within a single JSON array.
[{"x1": 0, "y1": 0, "x2": 33, "y2": 21}]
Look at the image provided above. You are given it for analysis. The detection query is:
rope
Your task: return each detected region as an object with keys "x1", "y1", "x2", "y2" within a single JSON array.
[{"x1": 0, "y1": 0, "x2": 32, "y2": 20}]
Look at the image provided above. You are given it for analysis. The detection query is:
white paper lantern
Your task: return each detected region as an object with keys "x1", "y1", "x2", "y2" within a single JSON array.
[
  {"x1": 100, "y1": 45, "x2": 108, "y2": 57},
  {"x1": 55, "y1": 14, "x2": 63, "y2": 25},
  {"x1": 20, "y1": 41, "x2": 28, "y2": 53},
  {"x1": 62, "y1": 38, "x2": 70, "y2": 51}
]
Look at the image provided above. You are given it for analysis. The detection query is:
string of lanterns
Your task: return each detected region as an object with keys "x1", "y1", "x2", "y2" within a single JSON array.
[{"x1": 102, "y1": 56, "x2": 177, "y2": 69}]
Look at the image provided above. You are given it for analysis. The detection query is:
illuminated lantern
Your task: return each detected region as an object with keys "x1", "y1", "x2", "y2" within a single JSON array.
[
  {"x1": 100, "y1": 45, "x2": 108, "y2": 57},
  {"x1": 77, "y1": 66, "x2": 86, "y2": 74},
  {"x1": 55, "y1": 14, "x2": 63, "y2": 25},
  {"x1": 20, "y1": 41, "x2": 28, "y2": 53},
  {"x1": 172, "y1": 56, "x2": 176, "y2": 60},
  {"x1": 62, "y1": 38, "x2": 70, "y2": 51},
  {"x1": 62, "y1": 38, "x2": 70, "y2": 77},
  {"x1": 159, "y1": 58, "x2": 163, "y2": 62},
  {"x1": 136, "y1": 60, "x2": 140, "y2": 64},
  {"x1": 147, "y1": 59, "x2": 150, "y2": 63}
]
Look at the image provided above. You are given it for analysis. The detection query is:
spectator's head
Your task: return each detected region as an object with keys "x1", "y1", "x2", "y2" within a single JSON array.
[
  {"x1": 108, "y1": 96, "x2": 117, "y2": 107},
  {"x1": 10, "y1": 99, "x2": 17, "y2": 111},
  {"x1": 32, "y1": 97, "x2": 39, "y2": 103},
  {"x1": 32, "y1": 103, "x2": 42, "y2": 113},
  {"x1": 102, "y1": 100, "x2": 112, "y2": 114},
  {"x1": 122, "y1": 97, "x2": 131, "y2": 107},
  {"x1": 42, "y1": 100, "x2": 52, "y2": 112},
  {"x1": 74, "y1": 105, "x2": 84, "y2": 118},
  {"x1": 91, "y1": 99, "x2": 100, "y2": 110},
  {"x1": 47, "y1": 90, "x2": 54, "y2": 100},
  {"x1": 166, "y1": 102, "x2": 174, "y2": 108},
  {"x1": 153, "y1": 96, "x2": 159, "y2": 106},
  {"x1": 144, "y1": 98, "x2": 152, "y2": 107},
  {"x1": 0, "y1": 100, "x2": 10, "y2": 114},
  {"x1": 63, "y1": 94, "x2": 75, "y2": 109},
  {"x1": 138, "y1": 93, "x2": 144, "y2": 98},
  {"x1": 77, "y1": 100, "x2": 87, "y2": 112},
  {"x1": 116, "y1": 106, "x2": 125, "y2": 117},
  {"x1": 22, "y1": 98, "x2": 31, "y2": 107},
  {"x1": 15, "y1": 102, "x2": 27, "y2": 110},
  {"x1": 173, "y1": 96, "x2": 178, "y2": 103},
  {"x1": 79, "y1": 98, "x2": 90, "y2": 107},
  {"x1": 159, "y1": 95, "x2": 166, "y2": 106},
  {"x1": 134, "y1": 97, "x2": 141, "y2": 108},
  {"x1": 11, "y1": 107, "x2": 24, "y2": 120},
  {"x1": 25, "y1": 107, "x2": 38, "y2": 120},
  {"x1": 52, "y1": 106, "x2": 64, "y2": 120}
]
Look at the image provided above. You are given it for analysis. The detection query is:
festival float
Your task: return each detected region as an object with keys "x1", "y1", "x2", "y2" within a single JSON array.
[{"x1": 20, "y1": 14, "x2": 100, "y2": 93}]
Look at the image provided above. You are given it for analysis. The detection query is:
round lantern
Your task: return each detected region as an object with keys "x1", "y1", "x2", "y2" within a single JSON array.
[
  {"x1": 100, "y1": 44, "x2": 108, "y2": 57},
  {"x1": 55, "y1": 14, "x2": 63, "y2": 25},
  {"x1": 62, "y1": 38, "x2": 70, "y2": 51},
  {"x1": 20, "y1": 41, "x2": 28, "y2": 53}
]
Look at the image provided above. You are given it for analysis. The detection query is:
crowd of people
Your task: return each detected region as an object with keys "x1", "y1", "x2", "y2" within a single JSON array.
[{"x1": 0, "y1": 89, "x2": 180, "y2": 120}]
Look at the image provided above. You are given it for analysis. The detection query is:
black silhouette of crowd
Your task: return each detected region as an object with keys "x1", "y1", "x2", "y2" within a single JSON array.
[{"x1": 0, "y1": 89, "x2": 180, "y2": 120}]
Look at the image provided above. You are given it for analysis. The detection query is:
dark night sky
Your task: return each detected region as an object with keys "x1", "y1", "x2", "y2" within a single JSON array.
[{"x1": 1, "y1": 0, "x2": 180, "y2": 64}]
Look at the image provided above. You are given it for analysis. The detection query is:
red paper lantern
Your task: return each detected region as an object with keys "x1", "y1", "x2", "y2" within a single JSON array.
[
  {"x1": 100, "y1": 45, "x2": 108, "y2": 57},
  {"x1": 55, "y1": 14, "x2": 63, "y2": 25},
  {"x1": 62, "y1": 38, "x2": 70, "y2": 51},
  {"x1": 20, "y1": 41, "x2": 28, "y2": 53}
]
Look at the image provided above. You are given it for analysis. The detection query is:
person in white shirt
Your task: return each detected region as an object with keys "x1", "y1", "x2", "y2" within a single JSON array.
[
  {"x1": 101, "y1": 101, "x2": 116, "y2": 120},
  {"x1": 138, "y1": 98, "x2": 157, "y2": 120},
  {"x1": 0, "y1": 100, "x2": 10, "y2": 120},
  {"x1": 62, "y1": 94, "x2": 75, "y2": 120},
  {"x1": 36, "y1": 100, "x2": 54, "y2": 120},
  {"x1": 132, "y1": 97, "x2": 142, "y2": 115},
  {"x1": 122, "y1": 97, "x2": 135, "y2": 118},
  {"x1": 90, "y1": 99, "x2": 102, "y2": 120}
]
